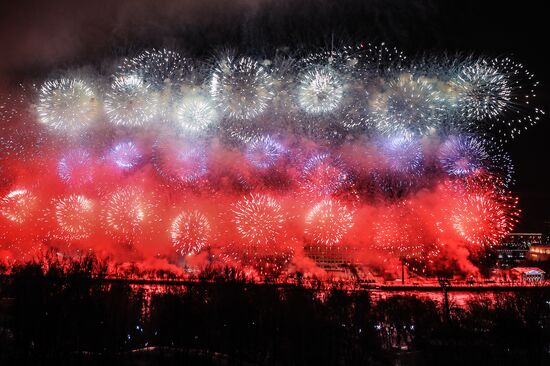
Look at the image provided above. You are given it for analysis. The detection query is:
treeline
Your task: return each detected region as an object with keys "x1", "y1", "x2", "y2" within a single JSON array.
[{"x1": 0, "y1": 255, "x2": 549, "y2": 365}]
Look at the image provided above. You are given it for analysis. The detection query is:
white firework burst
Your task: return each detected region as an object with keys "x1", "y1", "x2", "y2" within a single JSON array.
[
  {"x1": 451, "y1": 61, "x2": 511, "y2": 121},
  {"x1": 296, "y1": 65, "x2": 345, "y2": 115},
  {"x1": 370, "y1": 73, "x2": 444, "y2": 136},
  {"x1": 1, "y1": 189, "x2": 38, "y2": 224},
  {"x1": 305, "y1": 199, "x2": 355, "y2": 246},
  {"x1": 449, "y1": 58, "x2": 543, "y2": 141},
  {"x1": 210, "y1": 55, "x2": 274, "y2": 120},
  {"x1": 170, "y1": 210, "x2": 211, "y2": 256},
  {"x1": 174, "y1": 91, "x2": 219, "y2": 136},
  {"x1": 231, "y1": 193, "x2": 286, "y2": 246},
  {"x1": 104, "y1": 74, "x2": 158, "y2": 128},
  {"x1": 119, "y1": 49, "x2": 195, "y2": 123},
  {"x1": 101, "y1": 187, "x2": 154, "y2": 239},
  {"x1": 120, "y1": 48, "x2": 193, "y2": 89},
  {"x1": 36, "y1": 78, "x2": 100, "y2": 134},
  {"x1": 54, "y1": 194, "x2": 95, "y2": 240}
]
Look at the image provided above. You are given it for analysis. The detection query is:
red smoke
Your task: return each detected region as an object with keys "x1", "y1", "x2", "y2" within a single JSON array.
[{"x1": 0, "y1": 88, "x2": 520, "y2": 280}]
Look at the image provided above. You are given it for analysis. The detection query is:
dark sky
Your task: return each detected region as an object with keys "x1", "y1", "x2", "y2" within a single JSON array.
[{"x1": 1, "y1": 0, "x2": 548, "y2": 231}]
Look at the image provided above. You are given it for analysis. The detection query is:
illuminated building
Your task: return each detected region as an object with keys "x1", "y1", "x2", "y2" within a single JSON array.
[
  {"x1": 304, "y1": 245, "x2": 359, "y2": 273},
  {"x1": 510, "y1": 267, "x2": 545, "y2": 282},
  {"x1": 527, "y1": 245, "x2": 550, "y2": 262},
  {"x1": 495, "y1": 233, "x2": 542, "y2": 268}
]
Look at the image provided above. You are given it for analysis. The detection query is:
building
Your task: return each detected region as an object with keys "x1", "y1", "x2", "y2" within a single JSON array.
[
  {"x1": 304, "y1": 245, "x2": 359, "y2": 272},
  {"x1": 510, "y1": 267, "x2": 545, "y2": 282},
  {"x1": 495, "y1": 233, "x2": 542, "y2": 268},
  {"x1": 527, "y1": 245, "x2": 550, "y2": 262}
]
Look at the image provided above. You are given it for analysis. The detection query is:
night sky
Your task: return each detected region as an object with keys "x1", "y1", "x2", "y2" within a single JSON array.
[{"x1": 1, "y1": 0, "x2": 548, "y2": 231}]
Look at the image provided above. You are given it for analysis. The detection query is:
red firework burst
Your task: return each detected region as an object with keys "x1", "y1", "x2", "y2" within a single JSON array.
[
  {"x1": 231, "y1": 193, "x2": 286, "y2": 246},
  {"x1": 450, "y1": 188, "x2": 519, "y2": 247},
  {"x1": 305, "y1": 199, "x2": 354, "y2": 246},
  {"x1": 372, "y1": 204, "x2": 425, "y2": 258},
  {"x1": 170, "y1": 210, "x2": 211, "y2": 256},
  {"x1": 53, "y1": 194, "x2": 96, "y2": 241}
]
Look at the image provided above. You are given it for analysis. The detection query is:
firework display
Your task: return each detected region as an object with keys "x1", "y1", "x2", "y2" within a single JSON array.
[
  {"x1": 107, "y1": 141, "x2": 143, "y2": 171},
  {"x1": 120, "y1": 48, "x2": 192, "y2": 91},
  {"x1": 57, "y1": 148, "x2": 95, "y2": 187},
  {"x1": 305, "y1": 199, "x2": 354, "y2": 246},
  {"x1": 0, "y1": 189, "x2": 38, "y2": 224},
  {"x1": 210, "y1": 55, "x2": 274, "y2": 121},
  {"x1": 174, "y1": 91, "x2": 219, "y2": 136},
  {"x1": 170, "y1": 210, "x2": 211, "y2": 256},
  {"x1": 0, "y1": 44, "x2": 543, "y2": 279},
  {"x1": 437, "y1": 135, "x2": 513, "y2": 185},
  {"x1": 375, "y1": 135, "x2": 423, "y2": 175},
  {"x1": 36, "y1": 78, "x2": 100, "y2": 134},
  {"x1": 53, "y1": 194, "x2": 95, "y2": 241},
  {"x1": 371, "y1": 74, "x2": 444, "y2": 136},
  {"x1": 301, "y1": 153, "x2": 350, "y2": 197},
  {"x1": 245, "y1": 135, "x2": 286, "y2": 169},
  {"x1": 101, "y1": 187, "x2": 156, "y2": 241},
  {"x1": 104, "y1": 74, "x2": 158, "y2": 128},
  {"x1": 231, "y1": 193, "x2": 286, "y2": 246},
  {"x1": 152, "y1": 138, "x2": 208, "y2": 186},
  {"x1": 296, "y1": 65, "x2": 345, "y2": 115}
]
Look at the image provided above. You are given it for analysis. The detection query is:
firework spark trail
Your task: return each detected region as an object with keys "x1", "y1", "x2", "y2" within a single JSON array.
[
  {"x1": 210, "y1": 55, "x2": 274, "y2": 121},
  {"x1": 101, "y1": 187, "x2": 155, "y2": 241},
  {"x1": 107, "y1": 141, "x2": 143, "y2": 171},
  {"x1": 244, "y1": 135, "x2": 286, "y2": 170},
  {"x1": 0, "y1": 45, "x2": 542, "y2": 278},
  {"x1": 105, "y1": 74, "x2": 158, "y2": 128},
  {"x1": 296, "y1": 65, "x2": 345, "y2": 115},
  {"x1": 305, "y1": 199, "x2": 355, "y2": 246},
  {"x1": 437, "y1": 135, "x2": 514, "y2": 185},
  {"x1": 231, "y1": 193, "x2": 286, "y2": 246},
  {"x1": 170, "y1": 210, "x2": 211, "y2": 256},
  {"x1": 36, "y1": 78, "x2": 100, "y2": 134},
  {"x1": 0, "y1": 188, "x2": 38, "y2": 224},
  {"x1": 53, "y1": 194, "x2": 95, "y2": 241},
  {"x1": 57, "y1": 149, "x2": 95, "y2": 188}
]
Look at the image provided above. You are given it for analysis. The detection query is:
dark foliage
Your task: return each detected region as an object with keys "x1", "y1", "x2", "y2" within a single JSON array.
[{"x1": 0, "y1": 258, "x2": 549, "y2": 365}]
